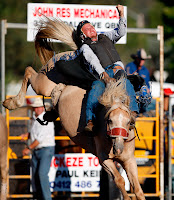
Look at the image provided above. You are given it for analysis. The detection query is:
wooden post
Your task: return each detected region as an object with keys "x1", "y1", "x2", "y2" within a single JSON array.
[{"x1": 158, "y1": 25, "x2": 164, "y2": 200}]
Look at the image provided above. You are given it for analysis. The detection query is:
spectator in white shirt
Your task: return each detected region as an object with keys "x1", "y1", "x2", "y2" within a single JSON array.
[{"x1": 20, "y1": 98, "x2": 55, "y2": 200}]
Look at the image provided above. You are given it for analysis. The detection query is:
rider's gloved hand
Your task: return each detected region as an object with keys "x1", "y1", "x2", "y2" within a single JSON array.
[{"x1": 101, "y1": 72, "x2": 115, "y2": 84}]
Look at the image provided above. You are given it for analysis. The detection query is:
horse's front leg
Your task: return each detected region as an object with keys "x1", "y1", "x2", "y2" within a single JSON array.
[
  {"x1": 0, "y1": 163, "x2": 8, "y2": 200},
  {"x1": 124, "y1": 158, "x2": 146, "y2": 200},
  {"x1": 102, "y1": 159, "x2": 131, "y2": 200},
  {"x1": 123, "y1": 156, "x2": 146, "y2": 200},
  {"x1": 0, "y1": 146, "x2": 8, "y2": 200},
  {"x1": 119, "y1": 129, "x2": 145, "y2": 200}
]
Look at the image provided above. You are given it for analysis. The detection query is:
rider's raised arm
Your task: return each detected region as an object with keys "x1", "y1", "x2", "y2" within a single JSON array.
[{"x1": 104, "y1": 5, "x2": 127, "y2": 43}]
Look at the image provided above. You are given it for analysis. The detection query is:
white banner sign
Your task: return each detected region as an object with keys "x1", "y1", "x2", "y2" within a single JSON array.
[
  {"x1": 27, "y1": 3, "x2": 127, "y2": 43},
  {"x1": 48, "y1": 153, "x2": 130, "y2": 192},
  {"x1": 49, "y1": 153, "x2": 102, "y2": 192}
]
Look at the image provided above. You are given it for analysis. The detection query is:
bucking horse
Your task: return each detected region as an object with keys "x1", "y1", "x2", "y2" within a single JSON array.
[{"x1": 3, "y1": 18, "x2": 145, "y2": 200}]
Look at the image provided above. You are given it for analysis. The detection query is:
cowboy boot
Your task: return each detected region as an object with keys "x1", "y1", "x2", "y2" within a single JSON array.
[{"x1": 84, "y1": 120, "x2": 94, "y2": 132}]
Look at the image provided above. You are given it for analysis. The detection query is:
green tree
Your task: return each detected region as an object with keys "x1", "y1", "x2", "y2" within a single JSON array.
[{"x1": 157, "y1": 0, "x2": 174, "y2": 82}]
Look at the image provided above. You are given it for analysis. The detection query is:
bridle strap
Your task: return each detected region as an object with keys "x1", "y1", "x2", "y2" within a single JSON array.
[
  {"x1": 125, "y1": 136, "x2": 136, "y2": 143},
  {"x1": 125, "y1": 126, "x2": 140, "y2": 142}
]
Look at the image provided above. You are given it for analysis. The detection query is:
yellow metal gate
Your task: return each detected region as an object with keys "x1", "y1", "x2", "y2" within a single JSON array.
[{"x1": 134, "y1": 97, "x2": 160, "y2": 197}]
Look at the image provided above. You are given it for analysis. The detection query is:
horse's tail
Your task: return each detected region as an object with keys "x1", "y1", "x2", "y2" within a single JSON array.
[{"x1": 35, "y1": 17, "x2": 78, "y2": 65}]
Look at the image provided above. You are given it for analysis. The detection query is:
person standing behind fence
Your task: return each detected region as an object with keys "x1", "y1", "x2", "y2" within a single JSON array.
[
  {"x1": 125, "y1": 49, "x2": 152, "y2": 113},
  {"x1": 20, "y1": 98, "x2": 55, "y2": 200},
  {"x1": 125, "y1": 48, "x2": 151, "y2": 90}
]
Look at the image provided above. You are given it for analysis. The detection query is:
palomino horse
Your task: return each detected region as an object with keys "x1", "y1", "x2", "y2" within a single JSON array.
[
  {"x1": 0, "y1": 113, "x2": 8, "y2": 200},
  {"x1": 3, "y1": 18, "x2": 145, "y2": 200}
]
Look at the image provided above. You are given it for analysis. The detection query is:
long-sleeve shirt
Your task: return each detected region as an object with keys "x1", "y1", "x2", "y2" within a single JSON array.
[
  {"x1": 30, "y1": 112, "x2": 55, "y2": 149},
  {"x1": 80, "y1": 17, "x2": 127, "y2": 75}
]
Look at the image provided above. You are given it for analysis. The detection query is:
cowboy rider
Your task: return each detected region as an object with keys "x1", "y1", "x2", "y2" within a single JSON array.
[{"x1": 75, "y1": 5, "x2": 140, "y2": 132}]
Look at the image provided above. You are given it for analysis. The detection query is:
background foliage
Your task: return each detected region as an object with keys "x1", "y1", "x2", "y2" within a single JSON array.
[
  {"x1": 0, "y1": 0, "x2": 172, "y2": 86},
  {"x1": 158, "y1": 0, "x2": 174, "y2": 82}
]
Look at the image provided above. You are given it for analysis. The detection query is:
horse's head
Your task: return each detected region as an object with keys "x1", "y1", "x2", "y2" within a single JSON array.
[{"x1": 99, "y1": 78, "x2": 133, "y2": 156}]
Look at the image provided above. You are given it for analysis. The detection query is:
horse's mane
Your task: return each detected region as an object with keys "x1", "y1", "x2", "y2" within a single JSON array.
[
  {"x1": 35, "y1": 17, "x2": 78, "y2": 65},
  {"x1": 99, "y1": 78, "x2": 130, "y2": 109}
]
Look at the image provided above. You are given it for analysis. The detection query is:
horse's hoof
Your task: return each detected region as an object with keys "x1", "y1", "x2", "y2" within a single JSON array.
[
  {"x1": 3, "y1": 98, "x2": 19, "y2": 110},
  {"x1": 3, "y1": 98, "x2": 13, "y2": 109}
]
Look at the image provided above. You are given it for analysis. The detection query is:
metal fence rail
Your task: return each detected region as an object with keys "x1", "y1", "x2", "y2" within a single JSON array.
[
  {"x1": 168, "y1": 96, "x2": 174, "y2": 199},
  {"x1": 135, "y1": 97, "x2": 160, "y2": 196}
]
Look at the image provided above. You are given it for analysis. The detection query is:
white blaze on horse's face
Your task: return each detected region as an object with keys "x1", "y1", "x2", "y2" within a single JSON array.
[{"x1": 108, "y1": 108, "x2": 130, "y2": 132}]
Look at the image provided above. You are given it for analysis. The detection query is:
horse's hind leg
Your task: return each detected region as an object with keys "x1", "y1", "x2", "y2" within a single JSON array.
[
  {"x1": 102, "y1": 159, "x2": 131, "y2": 200},
  {"x1": 3, "y1": 66, "x2": 65, "y2": 110},
  {"x1": 3, "y1": 66, "x2": 35, "y2": 110}
]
